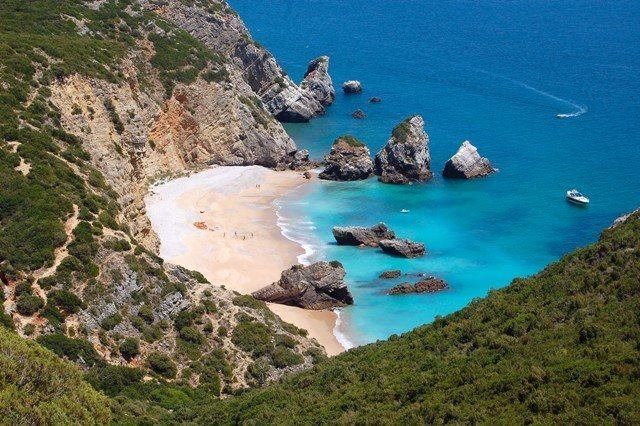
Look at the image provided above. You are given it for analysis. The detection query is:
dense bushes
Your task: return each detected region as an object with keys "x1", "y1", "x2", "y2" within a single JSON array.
[
  {"x1": 36, "y1": 333, "x2": 101, "y2": 367},
  {"x1": 146, "y1": 352, "x2": 178, "y2": 379},
  {"x1": 119, "y1": 337, "x2": 140, "y2": 361}
]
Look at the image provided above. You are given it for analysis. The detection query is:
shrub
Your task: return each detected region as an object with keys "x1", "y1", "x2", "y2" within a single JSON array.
[
  {"x1": 179, "y1": 326, "x2": 204, "y2": 345},
  {"x1": 86, "y1": 364, "x2": 144, "y2": 396},
  {"x1": 232, "y1": 294, "x2": 265, "y2": 309},
  {"x1": 146, "y1": 352, "x2": 177, "y2": 379},
  {"x1": 16, "y1": 294, "x2": 44, "y2": 315},
  {"x1": 49, "y1": 289, "x2": 85, "y2": 313},
  {"x1": 119, "y1": 337, "x2": 140, "y2": 361},
  {"x1": 37, "y1": 333, "x2": 101, "y2": 366},
  {"x1": 101, "y1": 312, "x2": 123, "y2": 330},
  {"x1": 270, "y1": 347, "x2": 303, "y2": 369},
  {"x1": 334, "y1": 135, "x2": 364, "y2": 148},
  {"x1": 231, "y1": 321, "x2": 272, "y2": 356},
  {"x1": 246, "y1": 359, "x2": 270, "y2": 385}
]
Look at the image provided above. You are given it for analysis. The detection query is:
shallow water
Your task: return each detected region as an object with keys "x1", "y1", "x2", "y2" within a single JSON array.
[{"x1": 231, "y1": 0, "x2": 640, "y2": 345}]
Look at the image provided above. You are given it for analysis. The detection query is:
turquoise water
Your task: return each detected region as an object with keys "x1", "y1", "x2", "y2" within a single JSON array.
[{"x1": 231, "y1": 0, "x2": 640, "y2": 346}]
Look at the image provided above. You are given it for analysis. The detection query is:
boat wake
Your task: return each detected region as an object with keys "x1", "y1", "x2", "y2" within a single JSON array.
[{"x1": 474, "y1": 67, "x2": 587, "y2": 119}]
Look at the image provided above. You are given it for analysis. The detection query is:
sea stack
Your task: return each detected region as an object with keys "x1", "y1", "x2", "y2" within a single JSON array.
[
  {"x1": 332, "y1": 223, "x2": 395, "y2": 247},
  {"x1": 442, "y1": 141, "x2": 495, "y2": 179},
  {"x1": 387, "y1": 276, "x2": 447, "y2": 295},
  {"x1": 300, "y1": 56, "x2": 335, "y2": 107},
  {"x1": 342, "y1": 80, "x2": 363, "y2": 94},
  {"x1": 319, "y1": 135, "x2": 373, "y2": 181},
  {"x1": 252, "y1": 261, "x2": 353, "y2": 310},
  {"x1": 379, "y1": 239, "x2": 426, "y2": 258},
  {"x1": 374, "y1": 115, "x2": 432, "y2": 184}
]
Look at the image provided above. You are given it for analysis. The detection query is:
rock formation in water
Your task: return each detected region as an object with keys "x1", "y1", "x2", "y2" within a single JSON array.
[
  {"x1": 388, "y1": 276, "x2": 447, "y2": 295},
  {"x1": 442, "y1": 141, "x2": 496, "y2": 179},
  {"x1": 332, "y1": 223, "x2": 395, "y2": 247},
  {"x1": 379, "y1": 270, "x2": 402, "y2": 279},
  {"x1": 369, "y1": 97, "x2": 382, "y2": 103},
  {"x1": 300, "y1": 56, "x2": 335, "y2": 107},
  {"x1": 342, "y1": 80, "x2": 363, "y2": 93},
  {"x1": 352, "y1": 109, "x2": 366, "y2": 119},
  {"x1": 252, "y1": 262, "x2": 354, "y2": 309},
  {"x1": 374, "y1": 115, "x2": 432, "y2": 184},
  {"x1": 319, "y1": 136, "x2": 373, "y2": 181},
  {"x1": 379, "y1": 239, "x2": 426, "y2": 258}
]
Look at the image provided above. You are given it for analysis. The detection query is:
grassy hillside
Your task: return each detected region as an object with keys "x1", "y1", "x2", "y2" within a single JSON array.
[{"x1": 173, "y1": 211, "x2": 639, "y2": 424}]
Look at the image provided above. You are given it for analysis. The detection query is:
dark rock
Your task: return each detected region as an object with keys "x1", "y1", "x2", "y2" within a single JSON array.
[
  {"x1": 379, "y1": 239, "x2": 426, "y2": 258},
  {"x1": 374, "y1": 115, "x2": 432, "y2": 184},
  {"x1": 442, "y1": 141, "x2": 495, "y2": 179},
  {"x1": 351, "y1": 109, "x2": 366, "y2": 119},
  {"x1": 303, "y1": 171, "x2": 312, "y2": 179},
  {"x1": 379, "y1": 269, "x2": 401, "y2": 279},
  {"x1": 300, "y1": 56, "x2": 335, "y2": 107},
  {"x1": 342, "y1": 80, "x2": 362, "y2": 94},
  {"x1": 319, "y1": 135, "x2": 373, "y2": 181},
  {"x1": 332, "y1": 223, "x2": 395, "y2": 247},
  {"x1": 369, "y1": 97, "x2": 382, "y2": 103},
  {"x1": 252, "y1": 261, "x2": 353, "y2": 310},
  {"x1": 388, "y1": 276, "x2": 447, "y2": 295}
]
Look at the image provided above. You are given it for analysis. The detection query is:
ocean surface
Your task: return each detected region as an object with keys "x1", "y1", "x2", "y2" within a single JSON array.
[{"x1": 230, "y1": 0, "x2": 640, "y2": 346}]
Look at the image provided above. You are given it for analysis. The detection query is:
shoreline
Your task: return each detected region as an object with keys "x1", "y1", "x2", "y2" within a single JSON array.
[{"x1": 145, "y1": 165, "x2": 345, "y2": 356}]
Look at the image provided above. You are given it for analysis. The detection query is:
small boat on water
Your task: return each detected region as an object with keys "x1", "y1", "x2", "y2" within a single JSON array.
[
  {"x1": 566, "y1": 189, "x2": 589, "y2": 205},
  {"x1": 400, "y1": 209, "x2": 410, "y2": 213}
]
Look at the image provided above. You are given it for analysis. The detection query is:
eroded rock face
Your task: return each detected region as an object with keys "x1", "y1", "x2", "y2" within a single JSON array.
[
  {"x1": 388, "y1": 276, "x2": 447, "y2": 295},
  {"x1": 252, "y1": 261, "x2": 353, "y2": 310},
  {"x1": 332, "y1": 223, "x2": 395, "y2": 247},
  {"x1": 319, "y1": 136, "x2": 373, "y2": 181},
  {"x1": 379, "y1": 239, "x2": 426, "y2": 258},
  {"x1": 374, "y1": 115, "x2": 432, "y2": 184},
  {"x1": 442, "y1": 141, "x2": 495, "y2": 179},
  {"x1": 300, "y1": 56, "x2": 335, "y2": 107},
  {"x1": 342, "y1": 80, "x2": 362, "y2": 93}
]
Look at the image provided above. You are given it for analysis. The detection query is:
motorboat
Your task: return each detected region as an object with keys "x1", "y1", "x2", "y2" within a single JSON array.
[
  {"x1": 566, "y1": 189, "x2": 589, "y2": 205},
  {"x1": 400, "y1": 209, "x2": 410, "y2": 213}
]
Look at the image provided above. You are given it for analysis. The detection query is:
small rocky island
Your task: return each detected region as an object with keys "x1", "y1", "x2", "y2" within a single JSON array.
[
  {"x1": 352, "y1": 109, "x2": 366, "y2": 119},
  {"x1": 442, "y1": 141, "x2": 496, "y2": 179},
  {"x1": 342, "y1": 80, "x2": 363, "y2": 93},
  {"x1": 388, "y1": 276, "x2": 448, "y2": 295},
  {"x1": 300, "y1": 56, "x2": 335, "y2": 107},
  {"x1": 252, "y1": 261, "x2": 353, "y2": 310},
  {"x1": 332, "y1": 223, "x2": 395, "y2": 247},
  {"x1": 379, "y1": 239, "x2": 426, "y2": 258},
  {"x1": 379, "y1": 269, "x2": 401, "y2": 279},
  {"x1": 374, "y1": 115, "x2": 433, "y2": 184},
  {"x1": 319, "y1": 135, "x2": 373, "y2": 181}
]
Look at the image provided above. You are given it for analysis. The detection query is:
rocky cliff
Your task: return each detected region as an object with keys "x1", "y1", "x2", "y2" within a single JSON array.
[{"x1": 442, "y1": 141, "x2": 496, "y2": 179}]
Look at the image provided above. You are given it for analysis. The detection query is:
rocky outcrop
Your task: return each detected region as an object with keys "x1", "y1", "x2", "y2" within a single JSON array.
[
  {"x1": 252, "y1": 262, "x2": 353, "y2": 310},
  {"x1": 319, "y1": 136, "x2": 373, "y2": 181},
  {"x1": 379, "y1": 270, "x2": 401, "y2": 279},
  {"x1": 352, "y1": 109, "x2": 366, "y2": 119},
  {"x1": 300, "y1": 56, "x2": 335, "y2": 107},
  {"x1": 332, "y1": 223, "x2": 395, "y2": 247},
  {"x1": 379, "y1": 239, "x2": 426, "y2": 258},
  {"x1": 609, "y1": 209, "x2": 640, "y2": 229},
  {"x1": 388, "y1": 276, "x2": 447, "y2": 295},
  {"x1": 369, "y1": 97, "x2": 382, "y2": 103},
  {"x1": 342, "y1": 80, "x2": 362, "y2": 93},
  {"x1": 442, "y1": 141, "x2": 495, "y2": 179},
  {"x1": 374, "y1": 115, "x2": 432, "y2": 184}
]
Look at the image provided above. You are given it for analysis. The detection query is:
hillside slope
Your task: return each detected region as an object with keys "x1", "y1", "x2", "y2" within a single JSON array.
[{"x1": 181, "y1": 211, "x2": 640, "y2": 424}]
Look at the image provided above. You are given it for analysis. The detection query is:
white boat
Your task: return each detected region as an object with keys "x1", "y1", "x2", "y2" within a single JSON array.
[
  {"x1": 400, "y1": 209, "x2": 410, "y2": 213},
  {"x1": 566, "y1": 189, "x2": 589, "y2": 205}
]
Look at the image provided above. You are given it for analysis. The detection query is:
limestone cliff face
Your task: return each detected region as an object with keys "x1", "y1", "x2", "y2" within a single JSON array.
[{"x1": 141, "y1": 0, "x2": 328, "y2": 122}]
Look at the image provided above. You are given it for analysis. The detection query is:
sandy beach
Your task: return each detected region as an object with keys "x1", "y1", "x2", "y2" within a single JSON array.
[{"x1": 146, "y1": 166, "x2": 344, "y2": 356}]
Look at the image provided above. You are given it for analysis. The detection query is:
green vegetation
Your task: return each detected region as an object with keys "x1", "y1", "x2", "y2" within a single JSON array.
[
  {"x1": 0, "y1": 327, "x2": 111, "y2": 423},
  {"x1": 391, "y1": 116, "x2": 415, "y2": 141},
  {"x1": 119, "y1": 337, "x2": 140, "y2": 361},
  {"x1": 334, "y1": 134, "x2": 365, "y2": 148},
  {"x1": 147, "y1": 351, "x2": 178, "y2": 379}
]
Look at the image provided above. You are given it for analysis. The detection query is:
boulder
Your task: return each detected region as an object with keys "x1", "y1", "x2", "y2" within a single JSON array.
[
  {"x1": 300, "y1": 56, "x2": 335, "y2": 107},
  {"x1": 374, "y1": 115, "x2": 432, "y2": 184},
  {"x1": 388, "y1": 276, "x2": 447, "y2": 295},
  {"x1": 319, "y1": 136, "x2": 373, "y2": 181},
  {"x1": 252, "y1": 261, "x2": 353, "y2": 310},
  {"x1": 379, "y1": 269, "x2": 401, "y2": 279},
  {"x1": 332, "y1": 223, "x2": 395, "y2": 247},
  {"x1": 369, "y1": 97, "x2": 382, "y2": 103},
  {"x1": 268, "y1": 86, "x2": 325, "y2": 123},
  {"x1": 351, "y1": 109, "x2": 366, "y2": 119},
  {"x1": 442, "y1": 141, "x2": 495, "y2": 179},
  {"x1": 379, "y1": 239, "x2": 426, "y2": 258},
  {"x1": 342, "y1": 80, "x2": 362, "y2": 94}
]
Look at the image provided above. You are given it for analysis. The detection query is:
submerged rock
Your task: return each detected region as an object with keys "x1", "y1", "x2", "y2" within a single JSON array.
[
  {"x1": 319, "y1": 135, "x2": 373, "y2": 181},
  {"x1": 374, "y1": 115, "x2": 432, "y2": 184},
  {"x1": 342, "y1": 80, "x2": 362, "y2": 94},
  {"x1": 379, "y1": 269, "x2": 402, "y2": 279},
  {"x1": 442, "y1": 141, "x2": 495, "y2": 179},
  {"x1": 369, "y1": 97, "x2": 382, "y2": 103},
  {"x1": 252, "y1": 261, "x2": 353, "y2": 310},
  {"x1": 300, "y1": 56, "x2": 335, "y2": 107},
  {"x1": 332, "y1": 223, "x2": 395, "y2": 247},
  {"x1": 388, "y1": 276, "x2": 447, "y2": 295},
  {"x1": 379, "y1": 239, "x2": 426, "y2": 258},
  {"x1": 351, "y1": 109, "x2": 366, "y2": 119}
]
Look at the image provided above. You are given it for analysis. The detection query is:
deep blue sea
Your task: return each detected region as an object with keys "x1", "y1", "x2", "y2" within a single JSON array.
[{"x1": 230, "y1": 0, "x2": 640, "y2": 346}]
